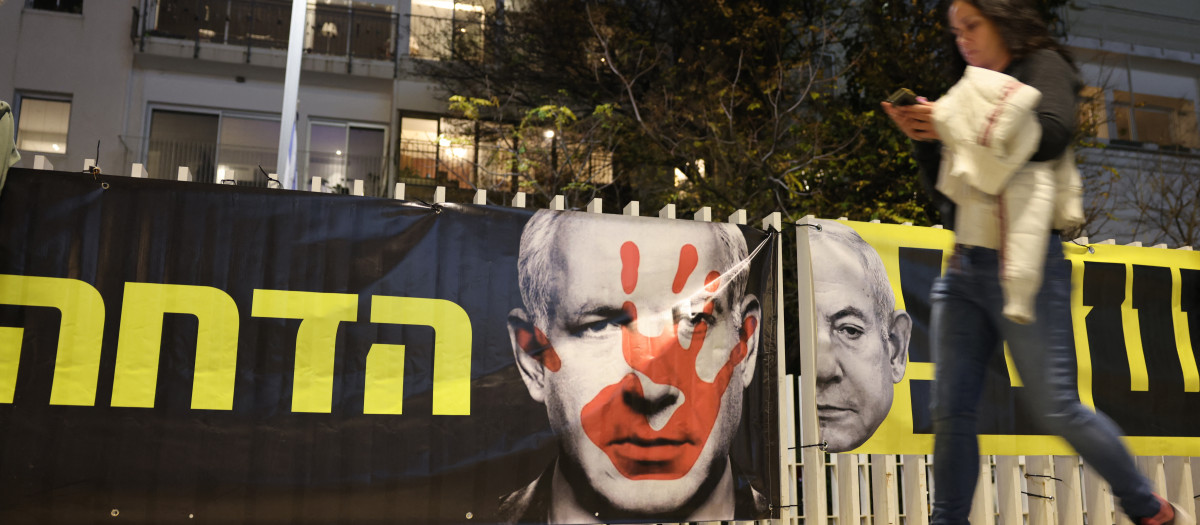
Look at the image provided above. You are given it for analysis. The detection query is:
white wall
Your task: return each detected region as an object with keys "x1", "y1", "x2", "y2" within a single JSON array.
[{"x1": 2, "y1": 1, "x2": 138, "y2": 173}]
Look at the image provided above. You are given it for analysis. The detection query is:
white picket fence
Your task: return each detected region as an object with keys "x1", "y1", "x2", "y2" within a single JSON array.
[{"x1": 44, "y1": 158, "x2": 1200, "y2": 525}]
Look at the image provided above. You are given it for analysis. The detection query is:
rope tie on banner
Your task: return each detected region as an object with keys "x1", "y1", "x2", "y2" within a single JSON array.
[
  {"x1": 84, "y1": 140, "x2": 108, "y2": 189},
  {"x1": 1024, "y1": 474, "x2": 1063, "y2": 483},
  {"x1": 258, "y1": 165, "x2": 280, "y2": 188},
  {"x1": 413, "y1": 199, "x2": 443, "y2": 214},
  {"x1": 786, "y1": 222, "x2": 823, "y2": 231},
  {"x1": 792, "y1": 440, "x2": 827, "y2": 451},
  {"x1": 1069, "y1": 238, "x2": 1095, "y2": 254},
  {"x1": 1022, "y1": 491, "x2": 1054, "y2": 500}
]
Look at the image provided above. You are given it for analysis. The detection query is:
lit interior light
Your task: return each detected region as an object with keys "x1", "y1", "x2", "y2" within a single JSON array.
[
  {"x1": 438, "y1": 137, "x2": 451, "y2": 147},
  {"x1": 335, "y1": 150, "x2": 343, "y2": 156},
  {"x1": 674, "y1": 167, "x2": 688, "y2": 187},
  {"x1": 543, "y1": 130, "x2": 555, "y2": 139},
  {"x1": 51, "y1": 144, "x2": 60, "y2": 151}
]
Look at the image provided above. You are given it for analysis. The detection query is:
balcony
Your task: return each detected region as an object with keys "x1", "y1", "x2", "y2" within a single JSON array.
[
  {"x1": 128, "y1": 137, "x2": 521, "y2": 197},
  {"x1": 134, "y1": 0, "x2": 483, "y2": 77}
]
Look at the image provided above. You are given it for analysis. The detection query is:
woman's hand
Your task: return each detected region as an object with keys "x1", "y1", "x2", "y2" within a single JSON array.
[{"x1": 882, "y1": 97, "x2": 940, "y2": 142}]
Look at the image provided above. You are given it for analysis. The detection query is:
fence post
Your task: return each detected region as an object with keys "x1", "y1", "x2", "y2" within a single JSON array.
[
  {"x1": 394, "y1": 183, "x2": 405, "y2": 200},
  {"x1": 131, "y1": 163, "x2": 148, "y2": 178},
  {"x1": 994, "y1": 456, "x2": 1023, "y2": 525},
  {"x1": 311, "y1": 176, "x2": 323, "y2": 192},
  {"x1": 838, "y1": 454, "x2": 863, "y2": 525},
  {"x1": 622, "y1": 201, "x2": 639, "y2": 217},
  {"x1": 585, "y1": 198, "x2": 602, "y2": 213},
  {"x1": 1164, "y1": 457, "x2": 1195, "y2": 521},
  {"x1": 1054, "y1": 456, "x2": 1085, "y2": 525},
  {"x1": 352, "y1": 180, "x2": 364, "y2": 196},
  {"x1": 1025, "y1": 456, "x2": 1057, "y2": 525},
  {"x1": 32, "y1": 155, "x2": 53, "y2": 170},
  {"x1": 761, "y1": 212, "x2": 794, "y2": 524},
  {"x1": 658, "y1": 204, "x2": 674, "y2": 219},
  {"x1": 433, "y1": 186, "x2": 446, "y2": 204},
  {"x1": 550, "y1": 195, "x2": 564, "y2": 211},
  {"x1": 511, "y1": 192, "x2": 525, "y2": 208},
  {"x1": 871, "y1": 454, "x2": 900, "y2": 525},
  {"x1": 970, "y1": 456, "x2": 997, "y2": 525},
  {"x1": 1083, "y1": 463, "x2": 1116, "y2": 525},
  {"x1": 902, "y1": 454, "x2": 930, "y2": 525},
  {"x1": 473, "y1": 189, "x2": 486, "y2": 205},
  {"x1": 177, "y1": 166, "x2": 191, "y2": 182},
  {"x1": 796, "y1": 214, "x2": 828, "y2": 525}
]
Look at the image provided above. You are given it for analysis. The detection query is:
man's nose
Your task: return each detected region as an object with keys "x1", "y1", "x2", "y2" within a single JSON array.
[
  {"x1": 623, "y1": 372, "x2": 683, "y2": 429},
  {"x1": 815, "y1": 330, "x2": 842, "y2": 385}
]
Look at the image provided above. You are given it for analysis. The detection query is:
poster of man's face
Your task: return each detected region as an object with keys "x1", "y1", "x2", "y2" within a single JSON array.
[
  {"x1": 502, "y1": 210, "x2": 771, "y2": 523},
  {"x1": 810, "y1": 220, "x2": 911, "y2": 453}
]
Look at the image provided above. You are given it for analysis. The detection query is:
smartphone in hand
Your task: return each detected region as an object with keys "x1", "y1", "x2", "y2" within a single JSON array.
[{"x1": 886, "y1": 88, "x2": 918, "y2": 106}]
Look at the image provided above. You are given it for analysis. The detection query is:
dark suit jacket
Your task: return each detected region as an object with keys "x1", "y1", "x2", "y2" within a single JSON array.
[{"x1": 496, "y1": 459, "x2": 769, "y2": 524}]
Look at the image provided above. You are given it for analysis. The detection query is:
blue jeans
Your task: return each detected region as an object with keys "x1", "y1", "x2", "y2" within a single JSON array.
[{"x1": 929, "y1": 236, "x2": 1158, "y2": 524}]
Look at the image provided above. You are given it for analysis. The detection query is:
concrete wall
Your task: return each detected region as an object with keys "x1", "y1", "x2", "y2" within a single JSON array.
[
  {"x1": 1, "y1": 0, "x2": 446, "y2": 179},
  {"x1": 1, "y1": 1, "x2": 138, "y2": 173}
]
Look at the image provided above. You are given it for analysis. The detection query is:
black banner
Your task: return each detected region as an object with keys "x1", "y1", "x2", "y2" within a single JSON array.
[{"x1": 0, "y1": 169, "x2": 779, "y2": 523}]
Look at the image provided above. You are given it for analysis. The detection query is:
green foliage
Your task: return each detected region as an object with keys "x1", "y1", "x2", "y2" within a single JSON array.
[{"x1": 420, "y1": 0, "x2": 1069, "y2": 224}]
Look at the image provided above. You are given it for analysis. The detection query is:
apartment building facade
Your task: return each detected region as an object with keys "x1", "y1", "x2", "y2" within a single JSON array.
[
  {"x1": 2, "y1": 0, "x2": 1199, "y2": 244},
  {"x1": 0, "y1": 0, "x2": 510, "y2": 197},
  {"x1": 1062, "y1": 0, "x2": 1200, "y2": 246}
]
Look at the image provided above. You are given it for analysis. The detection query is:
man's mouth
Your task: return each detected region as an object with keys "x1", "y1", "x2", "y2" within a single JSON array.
[
  {"x1": 817, "y1": 404, "x2": 856, "y2": 419},
  {"x1": 607, "y1": 435, "x2": 695, "y2": 463}
]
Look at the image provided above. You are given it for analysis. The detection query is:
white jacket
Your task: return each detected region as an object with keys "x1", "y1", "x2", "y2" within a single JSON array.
[{"x1": 932, "y1": 66, "x2": 1084, "y2": 324}]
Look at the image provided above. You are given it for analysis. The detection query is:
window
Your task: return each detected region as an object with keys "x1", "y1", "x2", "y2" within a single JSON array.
[
  {"x1": 26, "y1": 0, "x2": 82, "y2": 14},
  {"x1": 409, "y1": 0, "x2": 490, "y2": 61},
  {"x1": 147, "y1": 109, "x2": 219, "y2": 182},
  {"x1": 146, "y1": 108, "x2": 282, "y2": 185},
  {"x1": 15, "y1": 96, "x2": 71, "y2": 155},
  {"x1": 307, "y1": 121, "x2": 387, "y2": 194},
  {"x1": 1110, "y1": 90, "x2": 1200, "y2": 148}
]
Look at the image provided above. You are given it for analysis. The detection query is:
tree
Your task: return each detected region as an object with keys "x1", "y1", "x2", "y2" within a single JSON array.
[{"x1": 417, "y1": 0, "x2": 864, "y2": 219}]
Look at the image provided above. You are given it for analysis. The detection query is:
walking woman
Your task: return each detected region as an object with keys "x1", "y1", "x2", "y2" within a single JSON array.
[{"x1": 882, "y1": 1, "x2": 1186, "y2": 524}]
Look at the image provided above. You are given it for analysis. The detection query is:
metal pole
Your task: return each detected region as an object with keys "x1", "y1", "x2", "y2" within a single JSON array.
[{"x1": 276, "y1": 0, "x2": 307, "y2": 190}]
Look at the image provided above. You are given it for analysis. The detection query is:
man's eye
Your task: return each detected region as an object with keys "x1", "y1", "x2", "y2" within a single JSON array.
[
  {"x1": 570, "y1": 312, "x2": 631, "y2": 337},
  {"x1": 688, "y1": 313, "x2": 716, "y2": 327},
  {"x1": 836, "y1": 324, "x2": 864, "y2": 340}
]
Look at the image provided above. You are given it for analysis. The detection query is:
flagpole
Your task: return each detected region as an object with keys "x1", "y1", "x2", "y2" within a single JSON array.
[{"x1": 277, "y1": 0, "x2": 307, "y2": 190}]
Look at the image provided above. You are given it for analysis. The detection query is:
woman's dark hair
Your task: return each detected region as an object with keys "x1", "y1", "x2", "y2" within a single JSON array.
[{"x1": 951, "y1": 0, "x2": 1074, "y2": 67}]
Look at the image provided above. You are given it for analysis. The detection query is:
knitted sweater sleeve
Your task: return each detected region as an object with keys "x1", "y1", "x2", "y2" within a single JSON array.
[{"x1": 1013, "y1": 49, "x2": 1080, "y2": 162}]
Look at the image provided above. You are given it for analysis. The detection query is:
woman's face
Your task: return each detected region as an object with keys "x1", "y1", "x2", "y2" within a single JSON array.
[{"x1": 949, "y1": 1, "x2": 1012, "y2": 72}]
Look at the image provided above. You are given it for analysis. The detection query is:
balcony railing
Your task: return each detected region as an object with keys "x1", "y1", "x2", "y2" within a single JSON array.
[
  {"x1": 134, "y1": 138, "x2": 527, "y2": 196},
  {"x1": 137, "y1": 0, "x2": 483, "y2": 71}
]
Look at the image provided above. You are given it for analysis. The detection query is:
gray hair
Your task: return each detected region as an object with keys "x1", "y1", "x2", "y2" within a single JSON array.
[
  {"x1": 810, "y1": 219, "x2": 896, "y2": 339},
  {"x1": 517, "y1": 210, "x2": 752, "y2": 330}
]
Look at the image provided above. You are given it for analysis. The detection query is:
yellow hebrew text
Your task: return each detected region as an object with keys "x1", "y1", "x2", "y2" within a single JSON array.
[
  {"x1": 364, "y1": 343, "x2": 406, "y2": 415},
  {"x1": 371, "y1": 296, "x2": 472, "y2": 416},
  {"x1": 0, "y1": 327, "x2": 24, "y2": 403},
  {"x1": 0, "y1": 274, "x2": 105, "y2": 406},
  {"x1": 112, "y1": 283, "x2": 240, "y2": 410},
  {"x1": 252, "y1": 289, "x2": 357, "y2": 413}
]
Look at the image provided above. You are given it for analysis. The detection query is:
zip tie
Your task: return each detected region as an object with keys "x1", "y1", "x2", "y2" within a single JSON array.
[
  {"x1": 798, "y1": 441, "x2": 828, "y2": 451},
  {"x1": 1069, "y1": 238, "x2": 1095, "y2": 254},
  {"x1": 1022, "y1": 491, "x2": 1053, "y2": 500},
  {"x1": 1024, "y1": 474, "x2": 1063, "y2": 482}
]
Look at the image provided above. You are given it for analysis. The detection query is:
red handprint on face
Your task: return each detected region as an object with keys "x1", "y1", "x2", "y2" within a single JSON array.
[{"x1": 580, "y1": 241, "x2": 756, "y2": 480}]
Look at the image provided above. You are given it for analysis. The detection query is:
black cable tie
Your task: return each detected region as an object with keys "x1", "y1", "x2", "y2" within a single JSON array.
[
  {"x1": 799, "y1": 441, "x2": 828, "y2": 451},
  {"x1": 1069, "y1": 239, "x2": 1095, "y2": 254},
  {"x1": 1024, "y1": 474, "x2": 1063, "y2": 482},
  {"x1": 787, "y1": 222, "x2": 822, "y2": 231},
  {"x1": 1022, "y1": 491, "x2": 1053, "y2": 500}
]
